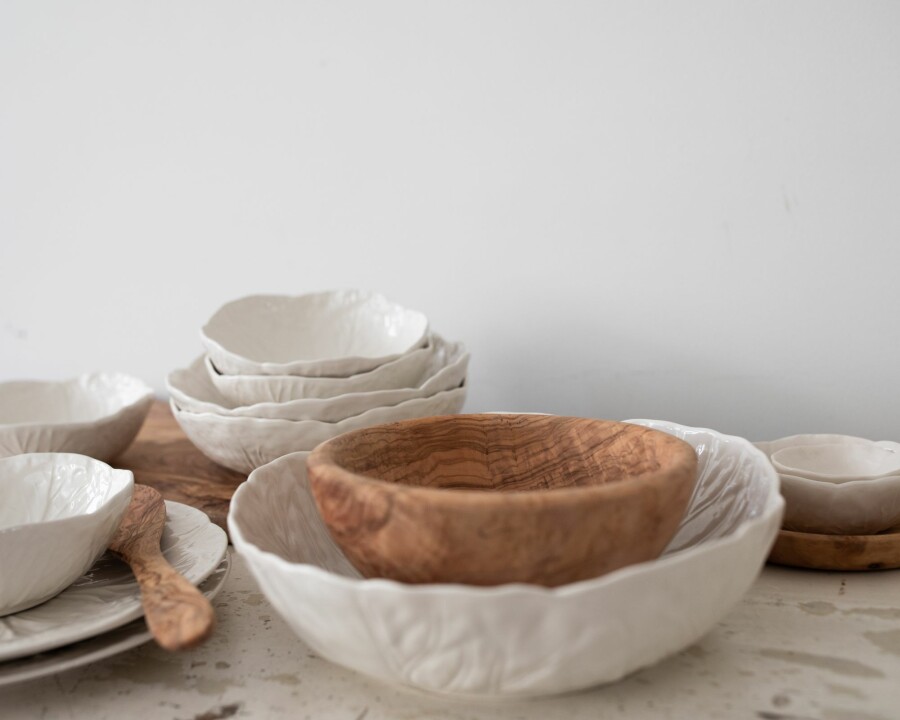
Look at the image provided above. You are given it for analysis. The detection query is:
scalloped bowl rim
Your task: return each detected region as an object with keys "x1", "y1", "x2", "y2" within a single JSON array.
[
  {"x1": 200, "y1": 291, "x2": 430, "y2": 368},
  {"x1": 771, "y1": 443, "x2": 900, "y2": 482},
  {"x1": 0, "y1": 373, "x2": 154, "y2": 429},
  {"x1": 0, "y1": 453, "x2": 134, "y2": 535}
]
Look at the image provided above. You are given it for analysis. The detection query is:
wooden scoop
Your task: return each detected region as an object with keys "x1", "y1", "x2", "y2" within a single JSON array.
[{"x1": 109, "y1": 484, "x2": 215, "y2": 651}]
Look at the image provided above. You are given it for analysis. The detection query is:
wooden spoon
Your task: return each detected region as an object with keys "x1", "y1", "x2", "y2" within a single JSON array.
[{"x1": 109, "y1": 484, "x2": 216, "y2": 651}]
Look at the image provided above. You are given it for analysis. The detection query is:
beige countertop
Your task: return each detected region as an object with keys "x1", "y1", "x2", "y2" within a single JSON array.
[{"x1": 2, "y1": 552, "x2": 899, "y2": 720}]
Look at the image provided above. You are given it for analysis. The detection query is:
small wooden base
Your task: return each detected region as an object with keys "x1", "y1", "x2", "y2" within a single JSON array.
[{"x1": 768, "y1": 527, "x2": 900, "y2": 571}]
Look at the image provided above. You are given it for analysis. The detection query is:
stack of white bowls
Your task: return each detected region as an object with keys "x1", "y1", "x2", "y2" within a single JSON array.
[
  {"x1": 167, "y1": 290, "x2": 469, "y2": 474},
  {"x1": 756, "y1": 434, "x2": 900, "y2": 535}
]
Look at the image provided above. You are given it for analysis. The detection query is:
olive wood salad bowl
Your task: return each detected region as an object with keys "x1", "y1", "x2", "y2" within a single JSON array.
[{"x1": 306, "y1": 414, "x2": 699, "y2": 587}]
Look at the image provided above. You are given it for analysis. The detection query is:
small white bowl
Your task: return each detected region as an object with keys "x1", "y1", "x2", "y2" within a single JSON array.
[
  {"x1": 754, "y1": 433, "x2": 900, "y2": 457},
  {"x1": 0, "y1": 374, "x2": 154, "y2": 462},
  {"x1": 0, "y1": 453, "x2": 134, "y2": 616},
  {"x1": 201, "y1": 291, "x2": 429, "y2": 377},
  {"x1": 772, "y1": 443, "x2": 900, "y2": 483},
  {"x1": 756, "y1": 435, "x2": 900, "y2": 533},
  {"x1": 206, "y1": 334, "x2": 454, "y2": 405},
  {"x1": 172, "y1": 385, "x2": 467, "y2": 474},
  {"x1": 228, "y1": 419, "x2": 782, "y2": 698},
  {"x1": 168, "y1": 343, "x2": 468, "y2": 422},
  {"x1": 777, "y1": 471, "x2": 900, "y2": 534}
]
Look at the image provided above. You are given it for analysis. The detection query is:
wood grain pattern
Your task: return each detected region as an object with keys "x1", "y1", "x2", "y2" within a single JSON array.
[
  {"x1": 769, "y1": 527, "x2": 900, "y2": 571},
  {"x1": 109, "y1": 485, "x2": 216, "y2": 651},
  {"x1": 117, "y1": 400, "x2": 245, "y2": 533},
  {"x1": 307, "y1": 414, "x2": 699, "y2": 587}
]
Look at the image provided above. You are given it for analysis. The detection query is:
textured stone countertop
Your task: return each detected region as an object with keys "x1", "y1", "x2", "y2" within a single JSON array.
[{"x1": 2, "y1": 552, "x2": 899, "y2": 720}]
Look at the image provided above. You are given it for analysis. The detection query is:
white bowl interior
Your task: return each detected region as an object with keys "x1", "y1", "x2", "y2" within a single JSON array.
[
  {"x1": 203, "y1": 291, "x2": 428, "y2": 363},
  {"x1": 0, "y1": 374, "x2": 153, "y2": 426},
  {"x1": 772, "y1": 442, "x2": 900, "y2": 481},
  {"x1": 0, "y1": 454, "x2": 133, "y2": 530}
]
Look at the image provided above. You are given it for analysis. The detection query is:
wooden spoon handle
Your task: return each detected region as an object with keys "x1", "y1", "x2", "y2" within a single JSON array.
[{"x1": 130, "y1": 552, "x2": 216, "y2": 651}]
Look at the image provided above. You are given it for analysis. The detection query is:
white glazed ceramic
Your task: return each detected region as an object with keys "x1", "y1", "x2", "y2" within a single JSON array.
[
  {"x1": 0, "y1": 454, "x2": 134, "y2": 616},
  {"x1": 201, "y1": 291, "x2": 429, "y2": 377},
  {"x1": 771, "y1": 443, "x2": 900, "y2": 483},
  {"x1": 169, "y1": 343, "x2": 468, "y2": 422},
  {"x1": 207, "y1": 334, "x2": 456, "y2": 405},
  {"x1": 172, "y1": 385, "x2": 467, "y2": 474},
  {"x1": 0, "y1": 500, "x2": 227, "y2": 661},
  {"x1": 756, "y1": 435, "x2": 900, "y2": 534},
  {"x1": 0, "y1": 552, "x2": 231, "y2": 687},
  {"x1": 754, "y1": 433, "x2": 900, "y2": 458},
  {"x1": 776, "y1": 472, "x2": 900, "y2": 534},
  {"x1": 228, "y1": 419, "x2": 783, "y2": 699},
  {"x1": 0, "y1": 373, "x2": 154, "y2": 462}
]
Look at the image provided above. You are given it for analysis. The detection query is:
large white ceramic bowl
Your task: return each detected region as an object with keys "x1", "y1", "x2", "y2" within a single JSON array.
[
  {"x1": 206, "y1": 334, "x2": 455, "y2": 405},
  {"x1": 756, "y1": 435, "x2": 900, "y2": 534},
  {"x1": 172, "y1": 385, "x2": 467, "y2": 474},
  {"x1": 228, "y1": 419, "x2": 783, "y2": 698},
  {"x1": 201, "y1": 291, "x2": 429, "y2": 377},
  {"x1": 0, "y1": 453, "x2": 134, "y2": 616},
  {"x1": 0, "y1": 374, "x2": 154, "y2": 462},
  {"x1": 168, "y1": 343, "x2": 468, "y2": 422}
]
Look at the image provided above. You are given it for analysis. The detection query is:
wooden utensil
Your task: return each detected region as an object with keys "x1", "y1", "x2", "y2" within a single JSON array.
[
  {"x1": 769, "y1": 526, "x2": 900, "y2": 571},
  {"x1": 307, "y1": 414, "x2": 699, "y2": 587},
  {"x1": 117, "y1": 401, "x2": 245, "y2": 535},
  {"x1": 109, "y1": 484, "x2": 216, "y2": 650}
]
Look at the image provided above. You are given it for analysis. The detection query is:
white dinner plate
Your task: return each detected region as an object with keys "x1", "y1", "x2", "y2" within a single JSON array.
[
  {"x1": 0, "y1": 551, "x2": 231, "y2": 686},
  {"x1": 0, "y1": 501, "x2": 227, "y2": 662}
]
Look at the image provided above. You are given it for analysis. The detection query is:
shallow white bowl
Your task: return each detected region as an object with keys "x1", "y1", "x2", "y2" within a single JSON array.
[
  {"x1": 0, "y1": 453, "x2": 134, "y2": 616},
  {"x1": 206, "y1": 334, "x2": 457, "y2": 405},
  {"x1": 771, "y1": 442, "x2": 900, "y2": 483},
  {"x1": 756, "y1": 435, "x2": 900, "y2": 533},
  {"x1": 172, "y1": 385, "x2": 467, "y2": 474},
  {"x1": 201, "y1": 291, "x2": 429, "y2": 377},
  {"x1": 0, "y1": 374, "x2": 154, "y2": 462},
  {"x1": 169, "y1": 343, "x2": 468, "y2": 422},
  {"x1": 228, "y1": 419, "x2": 783, "y2": 698}
]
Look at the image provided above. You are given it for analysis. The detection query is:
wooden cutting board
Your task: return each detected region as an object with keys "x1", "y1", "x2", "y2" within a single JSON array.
[{"x1": 117, "y1": 400, "x2": 245, "y2": 535}]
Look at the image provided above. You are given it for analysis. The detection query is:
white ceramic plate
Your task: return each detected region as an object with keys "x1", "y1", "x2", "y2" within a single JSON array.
[
  {"x1": 229, "y1": 419, "x2": 783, "y2": 699},
  {"x1": 0, "y1": 373, "x2": 154, "y2": 462},
  {"x1": 0, "y1": 551, "x2": 231, "y2": 687},
  {"x1": 169, "y1": 343, "x2": 468, "y2": 422},
  {"x1": 0, "y1": 501, "x2": 227, "y2": 662},
  {"x1": 201, "y1": 291, "x2": 429, "y2": 377},
  {"x1": 171, "y1": 385, "x2": 467, "y2": 474},
  {"x1": 206, "y1": 334, "x2": 457, "y2": 405}
]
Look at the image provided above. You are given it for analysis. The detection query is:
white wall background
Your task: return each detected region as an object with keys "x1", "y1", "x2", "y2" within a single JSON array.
[{"x1": 1, "y1": 1, "x2": 899, "y2": 441}]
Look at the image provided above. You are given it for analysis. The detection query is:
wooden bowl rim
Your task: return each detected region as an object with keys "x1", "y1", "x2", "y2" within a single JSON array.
[{"x1": 306, "y1": 414, "x2": 698, "y2": 506}]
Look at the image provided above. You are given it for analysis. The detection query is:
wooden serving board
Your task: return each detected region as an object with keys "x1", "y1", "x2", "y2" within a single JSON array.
[
  {"x1": 768, "y1": 527, "x2": 900, "y2": 571},
  {"x1": 117, "y1": 401, "x2": 245, "y2": 535}
]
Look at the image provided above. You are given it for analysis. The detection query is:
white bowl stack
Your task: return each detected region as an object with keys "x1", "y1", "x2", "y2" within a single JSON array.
[
  {"x1": 168, "y1": 290, "x2": 469, "y2": 474},
  {"x1": 756, "y1": 434, "x2": 900, "y2": 535}
]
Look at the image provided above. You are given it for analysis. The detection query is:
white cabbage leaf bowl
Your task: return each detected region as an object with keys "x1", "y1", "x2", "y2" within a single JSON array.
[
  {"x1": 229, "y1": 418, "x2": 783, "y2": 699},
  {"x1": 0, "y1": 453, "x2": 133, "y2": 616}
]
